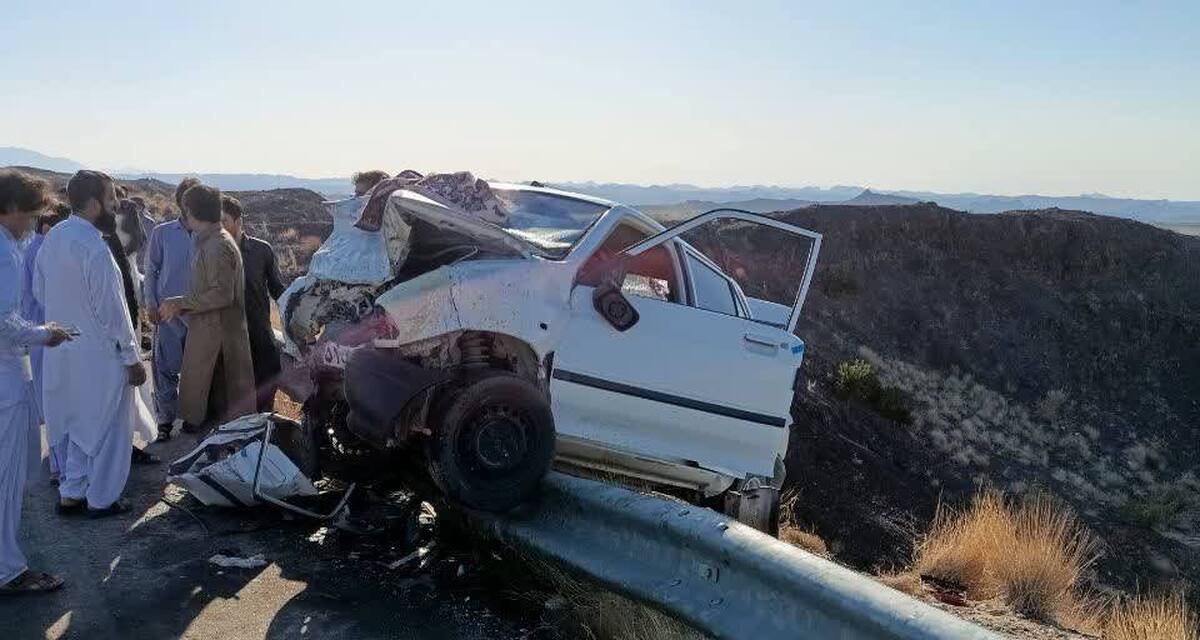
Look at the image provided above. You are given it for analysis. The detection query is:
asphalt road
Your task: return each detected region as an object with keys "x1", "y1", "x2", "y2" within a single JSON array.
[{"x1": 2, "y1": 434, "x2": 525, "y2": 640}]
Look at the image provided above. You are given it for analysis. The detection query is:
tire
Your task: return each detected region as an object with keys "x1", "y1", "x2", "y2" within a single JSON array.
[
  {"x1": 427, "y1": 375, "x2": 556, "y2": 512},
  {"x1": 273, "y1": 408, "x2": 322, "y2": 480}
]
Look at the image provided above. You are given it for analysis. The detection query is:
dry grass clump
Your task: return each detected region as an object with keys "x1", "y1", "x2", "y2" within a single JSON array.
[
  {"x1": 915, "y1": 490, "x2": 1016, "y2": 599},
  {"x1": 876, "y1": 571, "x2": 925, "y2": 597},
  {"x1": 995, "y1": 495, "x2": 1099, "y2": 621},
  {"x1": 1106, "y1": 592, "x2": 1199, "y2": 640},
  {"x1": 914, "y1": 490, "x2": 1098, "y2": 624},
  {"x1": 777, "y1": 491, "x2": 830, "y2": 557},
  {"x1": 779, "y1": 526, "x2": 829, "y2": 557}
]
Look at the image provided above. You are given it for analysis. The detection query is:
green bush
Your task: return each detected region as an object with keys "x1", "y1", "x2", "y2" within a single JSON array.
[
  {"x1": 835, "y1": 359, "x2": 878, "y2": 397},
  {"x1": 1119, "y1": 488, "x2": 1193, "y2": 530},
  {"x1": 834, "y1": 359, "x2": 912, "y2": 424}
]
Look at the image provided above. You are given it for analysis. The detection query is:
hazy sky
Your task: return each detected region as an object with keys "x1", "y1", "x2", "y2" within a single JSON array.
[{"x1": 1, "y1": 1, "x2": 1197, "y2": 199}]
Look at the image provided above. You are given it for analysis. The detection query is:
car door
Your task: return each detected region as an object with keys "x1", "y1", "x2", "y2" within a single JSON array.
[{"x1": 550, "y1": 210, "x2": 821, "y2": 481}]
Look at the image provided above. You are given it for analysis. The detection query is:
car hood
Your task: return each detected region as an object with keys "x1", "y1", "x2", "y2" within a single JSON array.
[{"x1": 386, "y1": 190, "x2": 547, "y2": 259}]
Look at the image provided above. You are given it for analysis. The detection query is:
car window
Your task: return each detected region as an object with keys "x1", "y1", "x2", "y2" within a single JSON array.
[
  {"x1": 491, "y1": 188, "x2": 612, "y2": 259},
  {"x1": 577, "y1": 223, "x2": 679, "y2": 302},
  {"x1": 686, "y1": 253, "x2": 739, "y2": 316}
]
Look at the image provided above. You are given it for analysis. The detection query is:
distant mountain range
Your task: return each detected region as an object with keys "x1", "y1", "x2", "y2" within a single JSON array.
[
  {"x1": 0, "y1": 147, "x2": 84, "y2": 173},
  {"x1": 4, "y1": 146, "x2": 1198, "y2": 223},
  {"x1": 119, "y1": 172, "x2": 352, "y2": 199},
  {"x1": 559, "y1": 182, "x2": 1200, "y2": 223}
]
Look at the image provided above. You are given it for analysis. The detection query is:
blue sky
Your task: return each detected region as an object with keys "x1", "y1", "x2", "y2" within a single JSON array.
[{"x1": 1, "y1": 0, "x2": 1196, "y2": 198}]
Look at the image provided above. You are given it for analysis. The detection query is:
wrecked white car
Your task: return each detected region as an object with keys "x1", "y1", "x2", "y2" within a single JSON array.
[{"x1": 276, "y1": 176, "x2": 821, "y2": 532}]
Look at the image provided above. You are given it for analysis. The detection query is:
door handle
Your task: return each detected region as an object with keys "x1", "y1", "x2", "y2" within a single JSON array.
[{"x1": 743, "y1": 334, "x2": 780, "y2": 349}]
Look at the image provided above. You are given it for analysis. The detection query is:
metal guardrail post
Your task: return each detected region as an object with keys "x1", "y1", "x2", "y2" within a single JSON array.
[{"x1": 472, "y1": 472, "x2": 1002, "y2": 640}]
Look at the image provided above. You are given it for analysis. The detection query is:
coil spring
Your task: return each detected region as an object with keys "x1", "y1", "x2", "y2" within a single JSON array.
[{"x1": 459, "y1": 333, "x2": 493, "y2": 369}]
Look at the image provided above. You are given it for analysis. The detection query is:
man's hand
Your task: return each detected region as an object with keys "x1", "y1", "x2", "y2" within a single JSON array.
[
  {"x1": 159, "y1": 298, "x2": 184, "y2": 322},
  {"x1": 44, "y1": 323, "x2": 74, "y2": 348},
  {"x1": 126, "y1": 362, "x2": 148, "y2": 387},
  {"x1": 147, "y1": 307, "x2": 161, "y2": 325}
]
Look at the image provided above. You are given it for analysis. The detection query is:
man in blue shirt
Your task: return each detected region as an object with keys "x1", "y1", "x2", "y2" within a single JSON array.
[
  {"x1": 20, "y1": 205, "x2": 69, "y2": 481},
  {"x1": 0, "y1": 170, "x2": 72, "y2": 595},
  {"x1": 143, "y1": 178, "x2": 198, "y2": 441}
]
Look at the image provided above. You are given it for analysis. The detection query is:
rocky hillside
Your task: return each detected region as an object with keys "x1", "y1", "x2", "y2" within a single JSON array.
[
  {"x1": 6, "y1": 166, "x2": 334, "y2": 281},
  {"x1": 768, "y1": 203, "x2": 1200, "y2": 599}
]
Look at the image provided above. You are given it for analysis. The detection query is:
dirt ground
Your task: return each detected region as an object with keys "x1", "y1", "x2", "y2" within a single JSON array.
[{"x1": 1, "y1": 432, "x2": 527, "y2": 640}]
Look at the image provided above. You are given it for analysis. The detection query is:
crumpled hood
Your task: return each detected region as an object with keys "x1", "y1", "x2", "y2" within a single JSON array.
[{"x1": 386, "y1": 190, "x2": 548, "y2": 259}]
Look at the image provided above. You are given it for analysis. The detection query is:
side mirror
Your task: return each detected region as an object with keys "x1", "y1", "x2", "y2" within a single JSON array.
[
  {"x1": 591, "y1": 257, "x2": 639, "y2": 331},
  {"x1": 593, "y1": 282, "x2": 639, "y2": 331}
]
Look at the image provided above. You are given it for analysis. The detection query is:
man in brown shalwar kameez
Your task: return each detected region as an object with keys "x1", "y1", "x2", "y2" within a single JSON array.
[{"x1": 158, "y1": 184, "x2": 254, "y2": 432}]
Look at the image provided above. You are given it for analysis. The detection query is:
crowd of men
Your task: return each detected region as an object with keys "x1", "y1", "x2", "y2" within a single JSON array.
[{"x1": 0, "y1": 168, "x2": 287, "y2": 595}]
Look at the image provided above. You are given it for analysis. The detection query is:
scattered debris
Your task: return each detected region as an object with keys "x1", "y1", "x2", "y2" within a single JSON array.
[
  {"x1": 387, "y1": 543, "x2": 438, "y2": 571},
  {"x1": 208, "y1": 553, "x2": 268, "y2": 569},
  {"x1": 168, "y1": 414, "x2": 318, "y2": 507}
]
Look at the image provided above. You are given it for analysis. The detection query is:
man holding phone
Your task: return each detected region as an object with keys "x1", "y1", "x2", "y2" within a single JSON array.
[{"x1": 34, "y1": 170, "x2": 150, "y2": 518}]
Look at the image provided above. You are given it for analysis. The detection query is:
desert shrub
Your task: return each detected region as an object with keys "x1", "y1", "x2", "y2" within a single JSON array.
[
  {"x1": 914, "y1": 489, "x2": 1097, "y2": 623},
  {"x1": 820, "y1": 263, "x2": 860, "y2": 296},
  {"x1": 915, "y1": 489, "x2": 1015, "y2": 598},
  {"x1": 834, "y1": 358, "x2": 877, "y2": 397},
  {"x1": 1106, "y1": 592, "x2": 1199, "y2": 640},
  {"x1": 876, "y1": 571, "x2": 925, "y2": 597},
  {"x1": 779, "y1": 526, "x2": 829, "y2": 557},
  {"x1": 1035, "y1": 389, "x2": 1069, "y2": 422},
  {"x1": 1119, "y1": 487, "x2": 1194, "y2": 530},
  {"x1": 777, "y1": 491, "x2": 831, "y2": 557},
  {"x1": 833, "y1": 359, "x2": 911, "y2": 423},
  {"x1": 995, "y1": 494, "x2": 1098, "y2": 621}
]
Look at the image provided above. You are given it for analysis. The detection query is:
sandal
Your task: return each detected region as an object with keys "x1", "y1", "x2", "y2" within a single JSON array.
[
  {"x1": 0, "y1": 570, "x2": 64, "y2": 595},
  {"x1": 131, "y1": 447, "x2": 161, "y2": 465},
  {"x1": 56, "y1": 499, "x2": 85, "y2": 516},
  {"x1": 87, "y1": 499, "x2": 132, "y2": 519}
]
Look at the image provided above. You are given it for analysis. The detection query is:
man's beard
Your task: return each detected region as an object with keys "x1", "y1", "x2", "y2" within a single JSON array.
[{"x1": 94, "y1": 207, "x2": 118, "y2": 234}]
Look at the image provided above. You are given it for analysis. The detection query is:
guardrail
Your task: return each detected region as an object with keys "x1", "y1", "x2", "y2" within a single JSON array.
[{"x1": 473, "y1": 472, "x2": 1002, "y2": 640}]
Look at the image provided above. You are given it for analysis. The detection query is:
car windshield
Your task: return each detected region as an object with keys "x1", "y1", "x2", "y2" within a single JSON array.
[{"x1": 491, "y1": 188, "x2": 611, "y2": 259}]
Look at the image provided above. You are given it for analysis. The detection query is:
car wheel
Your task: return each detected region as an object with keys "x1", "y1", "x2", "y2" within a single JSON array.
[
  {"x1": 427, "y1": 375, "x2": 556, "y2": 512},
  {"x1": 273, "y1": 410, "x2": 322, "y2": 480}
]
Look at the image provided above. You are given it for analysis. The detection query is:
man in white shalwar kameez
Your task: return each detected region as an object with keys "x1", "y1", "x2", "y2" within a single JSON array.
[
  {"x1": 0, "y1": 169, "x2": 71, "y2": 595},
  {"x1": 34, "y1": 171, "x2": 149, "y2": 517}
]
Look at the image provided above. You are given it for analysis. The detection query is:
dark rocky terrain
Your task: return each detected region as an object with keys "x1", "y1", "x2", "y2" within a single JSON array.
[{"x1": 769, "y1": 204, "x2": 1200, "y2": 600}]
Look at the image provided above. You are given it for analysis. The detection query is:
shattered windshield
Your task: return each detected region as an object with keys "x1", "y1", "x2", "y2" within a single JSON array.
[{"x1": 491, "y1": 188, "x2": 611, "y2": 259}]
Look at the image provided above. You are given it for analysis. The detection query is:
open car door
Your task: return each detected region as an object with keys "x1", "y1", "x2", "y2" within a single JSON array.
[{"x1": 550, "y1": 209, "x2": 822, "y2": 491}]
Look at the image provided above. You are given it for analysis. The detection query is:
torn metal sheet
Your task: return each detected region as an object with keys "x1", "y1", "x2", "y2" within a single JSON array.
[{"x1": 167, "y1": 414, "x2": 318, "y2": 508}]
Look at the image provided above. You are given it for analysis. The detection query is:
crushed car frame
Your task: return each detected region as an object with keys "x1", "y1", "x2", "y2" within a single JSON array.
[{"x1": 277, "y1": 182, "x2": 821, "y2": 532}]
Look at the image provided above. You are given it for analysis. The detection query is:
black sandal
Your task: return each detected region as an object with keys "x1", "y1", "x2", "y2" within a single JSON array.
[
  {"x1": 0, "y1": 570, "x2": 64, "y2": 595},
  {"x1": 87, "y1": 499, "x2": 132, "y2": 519},
  {"x1": 56, "y1": 499, "x2": 85, "y2": 516},
  {"x1": 131, "y1": 447, "x2": 161, "y2": 465}
]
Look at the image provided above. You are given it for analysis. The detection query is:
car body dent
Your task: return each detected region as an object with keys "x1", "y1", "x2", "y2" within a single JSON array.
[{"x1": 374, "y1": 257, "x2": 576, "y2": 360}]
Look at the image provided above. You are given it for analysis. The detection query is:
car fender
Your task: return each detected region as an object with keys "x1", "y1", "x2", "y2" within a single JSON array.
[{"x1": 375, "y1": 259, "x2": 577, "y2": 360}]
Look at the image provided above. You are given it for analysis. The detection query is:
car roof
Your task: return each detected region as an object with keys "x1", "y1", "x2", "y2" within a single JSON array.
[{"x1": 487, "y1": 181, "x2": 619, "y2": 208}]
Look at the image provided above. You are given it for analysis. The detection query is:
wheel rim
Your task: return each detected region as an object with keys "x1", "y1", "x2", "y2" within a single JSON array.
[{"x1": 459, "y1": 405, "x2": 531, "y2": 474}]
